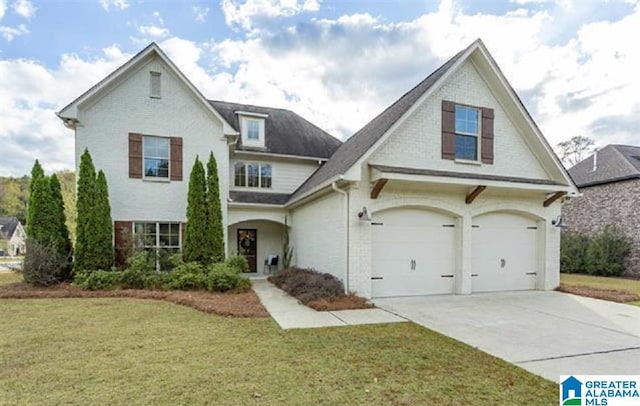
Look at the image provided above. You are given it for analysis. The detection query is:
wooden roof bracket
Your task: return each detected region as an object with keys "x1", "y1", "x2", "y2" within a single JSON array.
[
  {"x1": 465, "y1": 185, "x2": 486, "y2": 204},
  {"x1": 543, "y1": 191, "x2": 567, "y2": 207},
  {"x1": 370, "y1": 178, "x2": 388, "y2": 199}
]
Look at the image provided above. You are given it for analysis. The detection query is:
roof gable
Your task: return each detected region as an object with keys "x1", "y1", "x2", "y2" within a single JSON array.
[
  {"x1": 57, "y1": 43, "x2": 237, "y2": 135},
  {"x1": 289, "y1": 39, "x2": 577, "y2": 204},
  {"x1": 209, "y1": 101, "x2": 342, "y2": 159},
  {"x1": 0, "y1": 217, "x2": 20, "y2": 238},
  {"x1": 569, "y1": 144, "x2": 640, "y2": 187}
]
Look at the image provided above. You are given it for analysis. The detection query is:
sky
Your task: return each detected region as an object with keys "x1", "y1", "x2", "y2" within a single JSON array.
[{"x1": 0, "y1": 0, "x2": 639, "y2": 176}]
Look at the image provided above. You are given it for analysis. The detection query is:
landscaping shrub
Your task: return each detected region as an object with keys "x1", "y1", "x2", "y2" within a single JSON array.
[
  {"x1": 207, "y1": 263, "x2": 250, "y2": 292},
  {"x1": 74, "y1": 270, "x2": 121, "y2": 290},
  {"x1": 585, "y1": 226, "x2": 631, "y2": 276},
  {"x1": 224, "y1": 255, "x2": 248, "y2": 274},
  {"x1": 120, "y1": 252, "x2": 155, "y2": 289},
  {"x1": 269, "y1": 267, "x2": 344, "y2": 304},
  {"x1": 560, "y1": 232, "x2": 590, "y2": 273},
  {"x1": 166, "y1": 262, "x2": 207, "y2": 290},
  {"x1": 21, "y1": 239, "x2": 70, "y2": 286}
]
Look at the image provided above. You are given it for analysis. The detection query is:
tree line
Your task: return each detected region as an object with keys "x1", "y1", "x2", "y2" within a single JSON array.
[{"x1": 0, "y1": 171, "x2": 76, "y2": 241}]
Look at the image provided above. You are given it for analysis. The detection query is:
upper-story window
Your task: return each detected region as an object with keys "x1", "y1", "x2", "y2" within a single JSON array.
[
  {"x1": 237, "y1": 112, "x2": 267, "y2": 148},
  {"x1": 150, "y1": 71, "x2": 161, "y2": 98},
  {"x1": 234, "y1": 162, "x2": 271, "y2": 188},
  {"x1": 454, "y1": 105, "x2": 479, "y2": 160},
  {"x1": 247, "y1": 120, "x2": 260, "y2": 140},
  {"x1": 143, "y1": 135, "x2": 170, "y2": 178}
]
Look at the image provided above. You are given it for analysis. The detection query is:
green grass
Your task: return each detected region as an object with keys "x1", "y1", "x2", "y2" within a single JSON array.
[
  {"x1": 0, "y1": 271, "x2": 22, "y2": 285},
  {"x1": 561, "y1": 273, "x2": 640, "y2": 296},
  {"x1": 0, "y1": 298, "x2": 557, "y2": 405},
  {"x1": 561, "y1": 273, "x2": 640, "y2": 307}
]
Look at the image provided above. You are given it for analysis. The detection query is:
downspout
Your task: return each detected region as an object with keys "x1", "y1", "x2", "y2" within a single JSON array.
[{"x1": 331, "y1": 178, "x2": 349, "y2": 293}]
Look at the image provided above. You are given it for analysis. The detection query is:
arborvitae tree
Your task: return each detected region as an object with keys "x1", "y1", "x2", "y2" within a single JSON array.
[
  {"x1": 75, "y1": 149, "x2": 97, "y2": 271},
  {"x1": 27, "y1": 160, "x2": 45, "y2": 235},
  {"x1": 94, "y1": 170, "x2": 114, "y2": 270},
  {"x1": 49, "y1": 174, "x2": 73, "y2": 274},
  {"x1": 183, "y1": 157, "x2": 209, "y2": 264},
  {"x1": 206, "y1": 152, "x2": 225, "y2": 263},
  {"x1": 27, "y1": 174, "x2": 53, "y2": 243}
]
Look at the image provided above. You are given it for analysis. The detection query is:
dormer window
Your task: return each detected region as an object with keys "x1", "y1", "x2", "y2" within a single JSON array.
[
  {"x1": 247, "y1": 120, "x2": 260, "y2": 140},
  {"x1": 236, "y1": 111, "x2": 268, "y2": 148}
]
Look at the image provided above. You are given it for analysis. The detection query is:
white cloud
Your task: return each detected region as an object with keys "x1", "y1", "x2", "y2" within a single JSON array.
[
  {"x1": 221, "y1": 0, "x2": 322, "y2": 31},
  {"x1": 99, "y1": 0, "x2": 129, "y2": 11},
  {"x1": 0, "y1": 0, "x2": 7, "y2": 19},
  {"x1": 12, "y1": 0, "x2": 36, "y2": 18},
  {"x1": 0, "y1": 23, "x2": 28, "y2": 41},
  {"x1": 138, "y1": 24, "x2": 169, "y2": 38},
  {"x1": 3, "y1": 0, "x2": 640, "y2": 176},
  {"x1": 192, "y1": 6, "x2": 209, "y2": 23},
  {"x1": 0, "y1": 46, "x2": 131, "y2": 175}
]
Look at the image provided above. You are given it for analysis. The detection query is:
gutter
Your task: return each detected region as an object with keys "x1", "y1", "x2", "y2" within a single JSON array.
[{"x1": 331, "y1": 177, "x2": 349, "y2": 293}]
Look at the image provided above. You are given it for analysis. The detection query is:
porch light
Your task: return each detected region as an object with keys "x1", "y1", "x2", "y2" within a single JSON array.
[
  {"x1": 551, "y1": 215, "x2": 567, "y2": 229},
  {"x1": 358, "y1": 206, "x2": 371, "y2": 222}
]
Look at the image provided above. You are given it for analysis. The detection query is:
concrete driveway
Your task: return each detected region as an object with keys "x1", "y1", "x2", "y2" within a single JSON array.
[{"x1": 375, "y1": 291, "x2": 640, "y2": 381}]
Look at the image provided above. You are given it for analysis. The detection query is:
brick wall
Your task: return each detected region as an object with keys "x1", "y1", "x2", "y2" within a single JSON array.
[{"x1": 562, "y1": 179, "x2": 640, "y2": 276}]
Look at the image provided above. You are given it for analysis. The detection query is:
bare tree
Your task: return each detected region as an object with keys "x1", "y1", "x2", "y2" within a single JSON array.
[{"x1": 556, "y1": 136, "x2": 595, "y2": 168}]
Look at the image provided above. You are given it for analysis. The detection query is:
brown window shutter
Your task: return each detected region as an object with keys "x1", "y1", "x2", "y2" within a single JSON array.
[
  {"x1": 129, "y1": 133, "x2": 143, "y2": 179},
  {"x1": 114, "y1": 221, "x2": 133, "y2": 268},
  {"x1": 180, "y1": 223, "x2": 186, "y2": 248},
  {"x1": 170, "y1": 137, "x2": 183, "y2": 181},
  {"x1": 481, "y1": 108, "x2": 494, "y2": 164},
  {"x1": 441, "y1": 100, "x2": 456, "y2": 160}
]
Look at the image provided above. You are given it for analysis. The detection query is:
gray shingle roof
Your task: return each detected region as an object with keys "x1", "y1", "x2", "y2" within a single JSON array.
[
  {"x1": 0, "y1": 217, "x2": 20, "y2": 239},
  {"x1": 208, "y1": 101, "x2": 342, "y2": 159},
  {"x1": 229, "y1": 191, "x2": 291, "y2": 205},
  {"x1": 568, "y1": 144, "x2": 640, "y2": 188},
  {"x1": 287, "y1": 44, "x2": 470, "y2": 203}
]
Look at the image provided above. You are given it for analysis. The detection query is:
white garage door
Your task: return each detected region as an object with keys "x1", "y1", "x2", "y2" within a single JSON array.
[
  {"x1": 371, "y1": 208, "x2": 457, "y2": 298},
  {"x1": 471, "y1": 212, "x2": 539, "y2": 292}
]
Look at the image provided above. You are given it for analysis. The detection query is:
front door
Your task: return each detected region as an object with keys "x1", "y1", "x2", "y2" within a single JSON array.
[{"x1": 237, "y1": 229, "x2": 257, "y2": 273}]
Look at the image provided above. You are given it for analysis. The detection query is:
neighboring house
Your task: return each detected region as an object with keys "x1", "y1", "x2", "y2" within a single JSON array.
[
  {"x1": 57, "y1": 39, "x2": 577, "y2": 299},
  {"x1": 0, "y1": 217, "x2": 26, "y2": 257},
  {"x1": 563, "y1": 144, "x2": 640, "y2": 276}
]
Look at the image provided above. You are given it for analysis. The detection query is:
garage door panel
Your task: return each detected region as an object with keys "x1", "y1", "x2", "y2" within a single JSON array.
[
  {"x1": 372, "y1": 208, "x2": 457, "y2": 298},
  {"x1": 472, "y1": 212, "x2": 539, "y2": 293}
]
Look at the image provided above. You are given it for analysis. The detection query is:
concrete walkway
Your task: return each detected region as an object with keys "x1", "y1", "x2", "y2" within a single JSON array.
[{"x1": 252, "y1": 279, "x2": 406, "y2": 330}]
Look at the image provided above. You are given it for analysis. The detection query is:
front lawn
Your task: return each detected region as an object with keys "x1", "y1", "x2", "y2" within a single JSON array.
[
  {"x1": 0, "y1": 271, "x2": 22, "y2": 285},
  {"x1": 0, "y1": 298, "x2": 557, "y2": 404},
  {"x1": 560, "y1": 273, "x2": 640, "y2": 306}
]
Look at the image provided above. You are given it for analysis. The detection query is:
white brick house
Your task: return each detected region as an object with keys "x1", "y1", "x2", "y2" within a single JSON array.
[{"x1": 58, "y1": 39, "x2": 577, "y2": 299}]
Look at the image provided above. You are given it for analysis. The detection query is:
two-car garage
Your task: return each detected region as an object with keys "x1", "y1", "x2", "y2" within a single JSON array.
[{"x1": 371, "y1": 207, "x2": 541, "y2": 298}]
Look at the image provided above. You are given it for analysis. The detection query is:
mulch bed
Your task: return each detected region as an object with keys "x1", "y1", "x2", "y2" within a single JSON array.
[
  {"x1": 0, "y1": 282, "x2": 269, "y2": 318},
  {"x1": 557, "y1": 284, "x2": 640, "y2": 303},
  {"x1": 308, "y1": 293, "x2": 374, "y2": 311}
]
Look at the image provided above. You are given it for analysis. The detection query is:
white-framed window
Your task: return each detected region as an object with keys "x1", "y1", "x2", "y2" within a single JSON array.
[
  {"x1": 143, "y1": 135, "x2": 170, "y2": 179},
  {"x1": 134, "y1": 222, "x2": 181, "y2": 251},
  {"x1": 234, "y1": 162, "x2": 272, "y2": 188},
  {"x1": 247, "y1": 120, "x2": 260, "y2": 140},
  {"x1": 150, "y1": 71, "x2": 161, "y2": 98},
  {"x1": 454, "y1": 105, "x2": 480, "y2": 161}
]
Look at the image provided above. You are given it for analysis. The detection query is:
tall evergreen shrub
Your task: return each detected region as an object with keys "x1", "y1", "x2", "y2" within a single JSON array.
[
  {"x1": 75, "y1": 149, "x2": 97, "y2": 271},
  {"x1": 93, "y1": 170, "x2": 114, "y2": 270},
  {"x1": 183, "y1": 157, "x2": 209, "y2": 264},
  {"x1": 206, "y1": 152, "x2": 225, "y2": 263}
]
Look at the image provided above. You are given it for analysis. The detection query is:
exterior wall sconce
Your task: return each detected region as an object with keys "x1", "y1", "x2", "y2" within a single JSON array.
[
  {"x1": 552, "y1": 215, "x2": 567, "y2": 229},
  {"x1": 358, "y1": 206, "x2": 371, "y2": 222}
]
